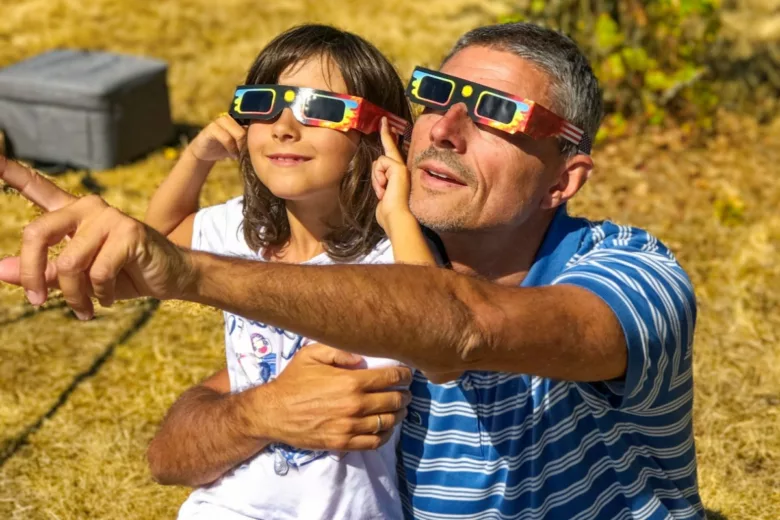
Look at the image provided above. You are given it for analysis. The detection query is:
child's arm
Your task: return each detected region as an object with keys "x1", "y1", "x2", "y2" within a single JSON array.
[
  {"x1": 145, "y1": 115, "x2": 246, "y2": 247},
  {"x1": 373, "y1": 120, "x2": 462, "y2": 384},
  {"x1": 372, "y1": 118, "x2": 436, "y2": 266}
]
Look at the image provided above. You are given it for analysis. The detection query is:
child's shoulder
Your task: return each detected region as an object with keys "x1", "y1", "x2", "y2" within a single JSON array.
[
  {"x1": 218, "y1": 195, "x2": 245, "y2": 215},
  {"x1": 192, "y1": 196, "x2": 252, "y2": 256},
  {"x1": 359, "y1": 238, "x2": 394, "y2": 265}
]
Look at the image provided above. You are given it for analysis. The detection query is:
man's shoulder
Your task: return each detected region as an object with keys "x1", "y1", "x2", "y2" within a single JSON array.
[
  {"x1": 557, "y1": 216, "x2": 696, "y2": 319},
  {"x1": 558, "y1": 215, "x2": 695, "y2": 306},
  {"x1": 571, "y1": 217, "x2": 677, "y2": 264}
]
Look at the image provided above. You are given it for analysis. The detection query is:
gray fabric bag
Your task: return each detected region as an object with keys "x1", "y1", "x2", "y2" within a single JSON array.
[{"x1": 0, "y1": 49, "x2": 173, "y2": 170}]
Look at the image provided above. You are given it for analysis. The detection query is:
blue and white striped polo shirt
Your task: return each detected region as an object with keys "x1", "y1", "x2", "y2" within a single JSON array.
[{"x1": 399, "y1": 206, "x2": 702, "y2": 519}]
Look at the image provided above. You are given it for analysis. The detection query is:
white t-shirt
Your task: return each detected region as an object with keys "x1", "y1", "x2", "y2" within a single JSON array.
[{"x1": 177, "y1": 197, "x2": 403, "y2": 520}]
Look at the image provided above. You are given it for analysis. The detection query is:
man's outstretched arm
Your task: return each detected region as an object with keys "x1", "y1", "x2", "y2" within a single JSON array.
[
  {"x1": 186, "y1": 252, "x2": 627, "y2": 381},
  {"x1": 0, "y1": 156, "x2": 626, "y2": 381}
]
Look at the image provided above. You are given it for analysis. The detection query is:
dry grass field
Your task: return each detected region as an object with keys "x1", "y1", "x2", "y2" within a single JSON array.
[{"x1": 0, "y1": 0, "x2": 778, "y2": 519}]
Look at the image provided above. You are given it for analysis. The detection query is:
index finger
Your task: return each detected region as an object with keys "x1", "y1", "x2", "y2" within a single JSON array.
[
  {"x1": 0, "y1": 156, "x2": 76, "y2": 211},
  {"x1": 217, "y1": 115, "x2": 248, "y2": 142},
  {"x1": 379, "y1": 118, "x2": 405, "y2": 164}
]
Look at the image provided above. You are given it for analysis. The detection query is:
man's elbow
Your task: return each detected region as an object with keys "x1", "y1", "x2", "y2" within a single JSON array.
[
  {"x1": 147, "y1": 440, "x2": 174, "y2": 485},
  {"x1": 452, "y1": 283, "x2": 506, "y2": 370},
  {"x1": 147, "y1": 439, "x2": 194, "y2": 487}
]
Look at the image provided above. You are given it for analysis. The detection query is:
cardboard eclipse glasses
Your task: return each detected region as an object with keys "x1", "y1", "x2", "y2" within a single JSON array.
[{"x1": 229, "y1": 67, "x2": 590, "y2": 154}]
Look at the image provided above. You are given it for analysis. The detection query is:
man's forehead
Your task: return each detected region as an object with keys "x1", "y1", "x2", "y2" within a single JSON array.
[{"x1": 439, "y1": 46, "x2": 553, "y2": 106}]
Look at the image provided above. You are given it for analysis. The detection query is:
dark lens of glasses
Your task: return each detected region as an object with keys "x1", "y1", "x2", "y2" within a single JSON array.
[
  {"x1": 304, "y1": 96, "x2": 346, "y2": 122},
  {"x1": 476, "y1": 94, "x2": 516, "y2": 124},
  {"x1": 240, "y1": 90, "x2": 274, "y2": 113},
  {"x1": 417, "y1": 76, "x2": 453, "y2": 104}
]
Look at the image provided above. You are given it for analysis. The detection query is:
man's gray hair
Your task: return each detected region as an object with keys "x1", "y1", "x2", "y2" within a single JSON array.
[{"x1": 443, "y1": 22, "x2": 603, "y2": 157}]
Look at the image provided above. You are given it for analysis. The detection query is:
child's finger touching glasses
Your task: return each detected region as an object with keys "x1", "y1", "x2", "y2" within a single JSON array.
[{"x1": 379, "y1": 118, "x2": 404, "y2": 164}]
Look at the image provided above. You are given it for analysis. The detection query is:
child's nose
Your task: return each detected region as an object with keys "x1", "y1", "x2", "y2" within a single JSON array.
[{"x1": 272, "y1": 108, "x2": 302, "y2": 142}]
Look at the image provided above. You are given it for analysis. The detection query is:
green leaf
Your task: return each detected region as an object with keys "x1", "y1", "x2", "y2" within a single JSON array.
[
  {"x1": 498, "y1": 13, "x2": 524, "y2": 24},
  {"x1": 595, "y1": 13, "x2": 623, "y2": 52},
  {"x1": 645, "y1": 70, "x2": 672, "y2": 91},
  {"x1": 600, "y1": 53, "x2": 627, "y2": 83},
  {"x1": 621, "y1": 47, "x2": 650, "y2": 71}
]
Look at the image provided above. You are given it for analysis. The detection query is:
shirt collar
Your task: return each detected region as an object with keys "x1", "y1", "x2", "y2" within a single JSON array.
[{"x1": 521, "y1": 204, "x2": 590, "y2": 287}]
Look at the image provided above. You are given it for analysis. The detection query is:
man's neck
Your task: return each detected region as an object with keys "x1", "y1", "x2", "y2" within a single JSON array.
[{"x1": 439, "y1": 210, "x2": 555, "y2": 286}]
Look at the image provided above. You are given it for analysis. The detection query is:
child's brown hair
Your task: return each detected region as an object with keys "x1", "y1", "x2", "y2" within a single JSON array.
[{"x1": 239, "y1": 24, "x2": 413, "y2": 260}]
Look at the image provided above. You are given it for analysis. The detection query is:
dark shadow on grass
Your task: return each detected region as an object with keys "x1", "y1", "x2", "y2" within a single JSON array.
[
  {"x1": 0, "y1": 299, "x2": 70, "y2": 327},
  {"x1": 705, "y1": 508, "x2": 729, "y2": 520},
  {"x1": 0, "y1": 298, "x2": 160, "y2": 466}
]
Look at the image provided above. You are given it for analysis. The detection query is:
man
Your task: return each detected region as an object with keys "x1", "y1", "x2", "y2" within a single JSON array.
[{"x1": 0, "y1": 23, "x2": 702, "y2": 519}]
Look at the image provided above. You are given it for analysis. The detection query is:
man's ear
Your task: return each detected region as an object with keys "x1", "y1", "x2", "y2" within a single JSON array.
[{"x1": 540, "y1": 154, "x2": 594, "y2": 210}]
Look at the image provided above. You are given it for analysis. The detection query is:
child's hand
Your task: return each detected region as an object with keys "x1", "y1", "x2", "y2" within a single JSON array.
[
  {"x1": 188, "y1": 115, "x2": 247, "y2": 163},
  {"x1": 372, "y1": 117, "x2": 413, "y2": 234}
]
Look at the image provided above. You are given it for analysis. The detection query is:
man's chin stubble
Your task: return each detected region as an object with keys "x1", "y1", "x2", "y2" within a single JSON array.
[{"x1": 411, "y1": 203, "x2": 470, "y2": 234}]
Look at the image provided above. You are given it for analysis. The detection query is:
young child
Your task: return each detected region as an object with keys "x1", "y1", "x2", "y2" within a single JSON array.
[{"x1": 144, "y1": 25, "x2": 434, "y2": 520}]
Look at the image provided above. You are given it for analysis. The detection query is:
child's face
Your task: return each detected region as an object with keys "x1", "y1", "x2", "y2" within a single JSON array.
[{"x1": 245, "y1": 55, "x2": 360, "y2": 210}]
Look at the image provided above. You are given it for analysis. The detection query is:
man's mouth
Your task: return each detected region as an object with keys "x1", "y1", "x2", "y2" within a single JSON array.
[{"x1": 418, "y1": 162, "x2": 468, "y2": 188}]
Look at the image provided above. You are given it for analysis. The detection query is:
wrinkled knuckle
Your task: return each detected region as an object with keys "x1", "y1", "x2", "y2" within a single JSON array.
[
  {"x1": 81, "y1": 193, "x2": 106, "y2": 210},
  {"x1": 387, "y1": 369, "x2": 403, "y2": 387},
  {"x1": 343, "y1": 400, "x2": 363, "y2": 417},
  {"x1": 28, "y1": 171, "x2": 46, "y2": 189},
  {"x1": 21, "y1": 223, "x2": 43, "y2": 243},
  {"x1": 343, "y1": 377, "x2": 362, "y2": 394},
  {"x1": 89, "y1": 266, "x2": 111, "y2": 286},
  {"x1": 102, "y1": 206, "x2": 122, "y2": 221},
  {"x1": 342, "y1": 419, "x2": 359, "y2": 435},
  {"x1": 332, "y1": 437, "x2": 350, "y2": 451},
  {"x1": 64, "y1": 296, "x2": 84, "y2": 310},
  {"x1": 123, "y1": 219, "x2": 145, "y2": 239},
  {"x1": 56, "y1": 254, "x2": 79, "y2": 274}
]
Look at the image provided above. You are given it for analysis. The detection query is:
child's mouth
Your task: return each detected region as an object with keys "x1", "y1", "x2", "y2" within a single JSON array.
[{"x1": 267, "y1": 154, "x2": 312, "y2": 167}]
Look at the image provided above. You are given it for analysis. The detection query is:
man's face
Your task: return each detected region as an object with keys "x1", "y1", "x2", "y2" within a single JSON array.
[{"x1": 406, "y1": 46, "x2": 567, "y2": 233}]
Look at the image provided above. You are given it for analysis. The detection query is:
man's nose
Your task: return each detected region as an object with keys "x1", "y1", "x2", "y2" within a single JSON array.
[{"x1": 429, "y1": 102, "x2": 470, "y2": 152}]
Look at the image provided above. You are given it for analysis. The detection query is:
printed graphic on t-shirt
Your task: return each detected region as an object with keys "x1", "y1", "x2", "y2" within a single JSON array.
[{"x1": 228, "y1": 316, "x2": 327, "y2": 472}]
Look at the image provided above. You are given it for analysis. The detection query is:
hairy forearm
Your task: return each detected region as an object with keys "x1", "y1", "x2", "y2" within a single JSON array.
[
  {"x1": 182, "y1": 252, "x2": 626, "y2": 380},
  {"x1": 145, "y1": 148, "x2": 214, "y2": 235},
  {"x1": 147, "y1": 384, "x2": 272, "y2": 487}
]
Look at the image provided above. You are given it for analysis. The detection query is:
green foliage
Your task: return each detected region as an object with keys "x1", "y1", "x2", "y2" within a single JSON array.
[{"x1": 498, "y1": 0, "x2": 722, "y2": 140}]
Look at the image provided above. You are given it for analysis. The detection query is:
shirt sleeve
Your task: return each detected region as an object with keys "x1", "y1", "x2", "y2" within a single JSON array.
[{"x1": 551, "y1": 229, "x2": 697, "y2": 415}]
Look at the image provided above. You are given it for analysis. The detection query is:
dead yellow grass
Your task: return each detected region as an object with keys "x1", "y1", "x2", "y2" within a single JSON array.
[{"x1": 0, "y1": 0, "x2": 778, "y2": 519}]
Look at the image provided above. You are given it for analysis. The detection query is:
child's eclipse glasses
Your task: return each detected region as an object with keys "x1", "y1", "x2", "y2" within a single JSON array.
[
  {"x1": 405, "y1": 67, "x2": 591, "y2": 154},
  {"x1": 229, "y1": 85, "x2": 410, "y2": 139}
]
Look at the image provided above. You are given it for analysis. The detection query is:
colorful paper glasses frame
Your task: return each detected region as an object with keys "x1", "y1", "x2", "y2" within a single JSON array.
[
  {"x1": 229, "y1": 85, "x2": 410, "y2": 138},
  {"x1": 229, "y1": 68, "x2": 590, "y2": 155},
  {"x1": 406, "y1": 67, "x2": 590, "y2": 154}
]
